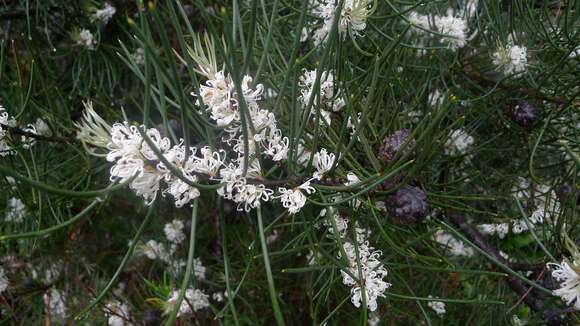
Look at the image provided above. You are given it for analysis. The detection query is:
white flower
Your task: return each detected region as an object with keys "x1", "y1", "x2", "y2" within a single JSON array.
[
  {"x1": 347, "y1": 112, "x2": 362, "y2": 137},
  {"x1": 92, "y1": 3, "x2": 116, "y2": 24},
  {"x1": 298, "y1": 69, "x2": 345, "y2": 125},
  {"x1": 212, "y1": 292, "x2": 224, "y2": 302},
  {"x1": 368, "y1": 313, "x2": 381, "y2": 326},
  {"x1": 434, "y1": 230, "x2": 475, "y2": 257},
  {"x1": 428, "y1": 89, "x2": 445, "y2": 107},
  {"x1": 493, "y1": 42, "x2": 528, "y2": 75},
  {"x1": 264, "y1": 129, "x2": 289, "y2": 161},
  {"x1": 232, "y1": 180, "x2": 274, "y2": 212},
  {"x1": 445, "y1": 128, "x2": 474, "y2": 156},
  {"x1": 43, "y1": 288, "x2": 66, "y2": 320},
  {"x1": 0, "y1": 267, "x2": 8, "y2": 293},
  {"x1": 78, "y1": 29, "x2": 96, "y2": 50},
  {"x1": 163, "y1": 175, "x2": 201, "y2": 208},
  {"x1": 339, "y1": 238, "x2": 391, "y2": 311},
  {"x1": 140, "y1": 240, "x2": 169, "y2": 261},
  {"x1": 0, "y1": 105, "x2": 16, "y2": 156},
  {"x1": 313, "y1": 148, "x2": 336, "y2": 179},
  {"x1": 164, "y1": 220, "x2": 186, "y2": 244},
  {"x1": 427, "y1": 296, "x2": 446, "y2": 316},
  {"x1": 569, "y1": 45, "x2": 580, "y2": 59},
  {"x1": 277, "y1": 180, "x2": 316, "y2": 214},
  {"x1": 194, "y1": 257, "x2": 207, "y2": 280},
  {"x1": 548, "y1": 258, "x2": 580, "y2": 310},
  {"x1": 311, "y1": 0, "x2": 372, "y2": 46},
  {"x1": 132, "y1": 48, "x2": 146, "y2": 65},
  {"x1": 166, "y1": 288, "x2": 210, "y2": 317},
  {"x1": 196, "y1": 71, "x2": 237, "y2": 126},
  {"x1": 5, "y1": 197, "x2": 26, "y2": 222},
  {"x1": 104, "y1": 300, "x2": 131, "y2": 326},
  {"x1": 322, "y1": 208, "x2": 349, "y2": 237},
  {"x1": 436, "y1": 12, "x2": 468, "y2": 49},
  {"x1": 409, "y1": 10, "x2": 469, "y2": 50},
  {"x1": 191, "y1": 146, "x2": 225, "y2": 176},
  {"x1": 32, "y1": 118, "x2": 51, "y2": 136}
]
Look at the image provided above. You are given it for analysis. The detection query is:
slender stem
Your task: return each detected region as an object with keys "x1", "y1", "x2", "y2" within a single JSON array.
[
  {"x1": 0, "y1": 200, "x2": 100, "y2": 241},
  {"x1": 165, "y1": 199, "x2": 199, "y2": 325},
  {"x1": 256, "y1": 207, "x2": 286, "y2": 326},
  {"x1": 75, "y1": 203, "x2": 156, "y2": 319}
]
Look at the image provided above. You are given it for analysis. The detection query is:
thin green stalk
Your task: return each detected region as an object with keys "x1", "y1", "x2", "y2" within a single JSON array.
[
  {"x1": 0, "y1": 200, "x2": 100, "y2": 241},
  {"x1": 256, "y1": 207, "x2": 286, "y2": 326},
  {"x1": 165, "y1": 199, "x2": 199, "y2": 325},
  {"x1": 76, "y1": 203, "x2": 156, "y2": 319}
]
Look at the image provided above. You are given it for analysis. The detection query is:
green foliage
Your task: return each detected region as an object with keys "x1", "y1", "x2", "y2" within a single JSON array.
[{"x1": 0, "y1": 0, "x2": 578, "y2": 325}]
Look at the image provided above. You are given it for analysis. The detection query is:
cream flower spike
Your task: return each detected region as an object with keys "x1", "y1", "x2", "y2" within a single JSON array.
[{"x1": 74, "y1": 101, "x2": 112, "y2": 157}]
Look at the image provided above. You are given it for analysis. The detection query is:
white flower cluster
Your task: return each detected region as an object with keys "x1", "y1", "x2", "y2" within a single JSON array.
[
  {"x1": 0, "y1": 267, "x2": 8, "y2": 293},
  {"x1": 79, "y1": 29, "x2": 96, "y2": 50},
  {"x1": 427, "y1": 295, "x2": 446, "y2": 316},
  {"x1": 409, "y1": 1, "x2": 478, "y2": 51},
  {"x1": 137, "y1": 220, "x2": 207, "y2": 279},
  {"x1": 43, "y1": 288, "x2": 67, "y2": 320},
  {"x1": 276, "y1": 180, "x2": 315, "y2": 214},
  {"x1": 492, "y1": 38, "x2": 528, "y2": 75},
  {"x1": 477, "y1": 223, "x2": 509, "y2": 239},
  {"x1": 298, "y1": 69, "x2": 345, "y2": 126},
  {"x1": 548, "y1": 257, "x2": 580, "y2": 311},
  {"x1": 5, "y1": 197, "x2": 26, "y2": 223},
  {"x1": 132, "y1": 48, "x2": 146, "y2": 66},
  {"x1": 104, "y1": 300, "x2": 132, "y2": 326},
  {"x1": 434, "y1": 230, "x2": 475, "y2": 257},
  {"x1": 338, "y1": 227, "x2": 391, "y2": 311},
  {"x1": 305, "y1": 0, "x2": 372, "y2": 46},
  {"x1": 91, "y1": 2, "x2": 116, "y2": 24},
  {"x1": 479, "y1": 179, "x2": 563, "y2": 237},
  {"x1": 31, "y1": 262, "x2": 62, "y2": 285},
  {"x1": 76, "y1": 34, "x2": 343, "y2": 215},
  {"x1": 165, "y1": 288, "x2": 210, "y2": 317},
  {"x1": 445, "y1": 128, "x2": 474, "y2": 156},
  {"x1": 322, "y1": 207, "x2": 350, "y2": 237}
]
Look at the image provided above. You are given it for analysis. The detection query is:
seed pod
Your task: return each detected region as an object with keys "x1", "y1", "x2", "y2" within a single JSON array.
[
  {"x1": 506, "y1": 100, "x2": 539, "y2": 128},
  {"x1": 378, "y1": 129, "x2": 415, "y2": 163},
  {"x1": 385, "y1": 185, "x2": 429, "y2": 225}
]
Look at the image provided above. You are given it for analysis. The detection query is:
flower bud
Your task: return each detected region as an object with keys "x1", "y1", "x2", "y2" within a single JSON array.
[{"x1": 506, "y1": 100, "x2": 539, "y2": 128}]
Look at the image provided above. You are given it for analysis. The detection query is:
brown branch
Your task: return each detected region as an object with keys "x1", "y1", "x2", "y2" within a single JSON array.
[
  {"x1": 448, "y1": 211, "x2": 570, "y2": 325},
  {"x1": 0, "y1": 123, "x2": 75, "y2": 144}
]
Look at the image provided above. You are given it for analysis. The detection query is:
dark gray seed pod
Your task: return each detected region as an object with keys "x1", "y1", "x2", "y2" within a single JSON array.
[
  {"x1": 506, "y1": 100, "x2": 539, "y2": 128},
  {"x1": 378, "y1": 129, "x2": 415, "y2": 163},
  {"x1": 385, "y1": 185, "x2": 429, "y2": 225}
]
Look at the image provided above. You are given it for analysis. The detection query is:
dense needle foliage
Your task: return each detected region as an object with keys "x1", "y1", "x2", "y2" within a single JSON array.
[{"x1": 0, "y1": 0, "x2": 579, "y2": 325}]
